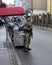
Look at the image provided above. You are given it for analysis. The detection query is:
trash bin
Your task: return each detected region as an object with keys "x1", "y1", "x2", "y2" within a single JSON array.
[{"x1": 13, "y1": 26, "x2": 24, "y2": 47}]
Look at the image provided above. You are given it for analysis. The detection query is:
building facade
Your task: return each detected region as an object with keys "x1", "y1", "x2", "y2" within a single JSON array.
[
  {"x1": 14, "y1": 0, "x2": 52, "y2": 14},
  {"x1": 14, "y1": 0, "x2": 20, "y2": 7},
  {"x1": 14, "y1": 0, "x2": 29, "y2": 10},
  {"x1": 14, "y1": 0, "x2": 47, "y2": 10},
  {"x1": 20, "y1": 0, "x2": 29, "y2": 10},
  {"x1": 47, "y1": 0, "x2": 52, "y2": 14},
  {"x1": 29, "y1": 0, "x2": 47, "y2": 10}
]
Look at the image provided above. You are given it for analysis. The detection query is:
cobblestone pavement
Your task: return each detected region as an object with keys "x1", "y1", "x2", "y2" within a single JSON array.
[{"x1": 0, "y1": 27, "x2": 10, "y2": 65}]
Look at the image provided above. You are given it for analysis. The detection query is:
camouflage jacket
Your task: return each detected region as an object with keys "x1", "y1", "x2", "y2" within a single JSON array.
[{"x1": 21, "y1": 21, "x2": 33, "y2": 36}]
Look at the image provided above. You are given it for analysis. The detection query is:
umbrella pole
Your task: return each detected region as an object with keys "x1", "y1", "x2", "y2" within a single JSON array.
[{"x1": 6, "y1": 28, "x2": 8, "y2": 41}]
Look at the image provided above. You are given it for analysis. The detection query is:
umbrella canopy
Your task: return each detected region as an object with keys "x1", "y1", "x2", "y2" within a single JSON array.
[
  {"x1": 0, "y1": 7, "x2": 25, "y2": 16},
  {"x1": 0, "y1": 3, "x2": 6, "y2": 8}
]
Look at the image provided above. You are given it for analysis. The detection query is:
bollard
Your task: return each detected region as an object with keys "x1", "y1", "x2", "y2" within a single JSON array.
[
  {"x1": 41, "y1": 13, "x2": 46, "y2": 28},
  {"x1": 33, "y1": 15, "x2": 36, "y2": 25},
  {"x1": 50, "y1": 14, "x2": 52, "y2": 24},
  {"x1": 35, "y1": 15, "x2": 38, "y2": 25},
  {"x1": 45, "y1": 13, "x2": 51, "y2": 28}
]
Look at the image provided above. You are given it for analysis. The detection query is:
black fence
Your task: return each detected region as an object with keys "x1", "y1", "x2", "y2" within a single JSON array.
[{"x1": 33, "y1": 13, "x2": 52, "y2": 28}]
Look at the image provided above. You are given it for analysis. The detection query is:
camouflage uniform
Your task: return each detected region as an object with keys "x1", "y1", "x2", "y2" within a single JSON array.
[{"x1": 21, "y1": 21, "x2": 33, "y2": 51}]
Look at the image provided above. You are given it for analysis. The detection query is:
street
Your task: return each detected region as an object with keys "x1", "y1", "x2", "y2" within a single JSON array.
[
  {"x1": 0, "y1": 26, "x2": 52, "y2": 65},
  {"x1": 16, "y1": 27, "x2": 52, "y2": 65}
]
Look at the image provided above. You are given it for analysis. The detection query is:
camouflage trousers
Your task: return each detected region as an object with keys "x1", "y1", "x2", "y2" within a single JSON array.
[{"x1": 24, "y1": 33, "x2": 31, "y2": 48}]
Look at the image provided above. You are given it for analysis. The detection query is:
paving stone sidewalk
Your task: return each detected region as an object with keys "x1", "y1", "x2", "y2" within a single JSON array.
[{"x1": 0, "y1": 27, "x2": 10, "y2": 65}]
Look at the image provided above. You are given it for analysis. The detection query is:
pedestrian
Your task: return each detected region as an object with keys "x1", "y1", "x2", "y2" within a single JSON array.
[{"x1": 21, "y1": 15, "x2": 33, "y2": 52}]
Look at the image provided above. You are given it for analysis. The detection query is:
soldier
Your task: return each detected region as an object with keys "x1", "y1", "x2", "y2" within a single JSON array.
[{"x1": 21, "y1": 15, "x2": 33, "y2": 52}]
